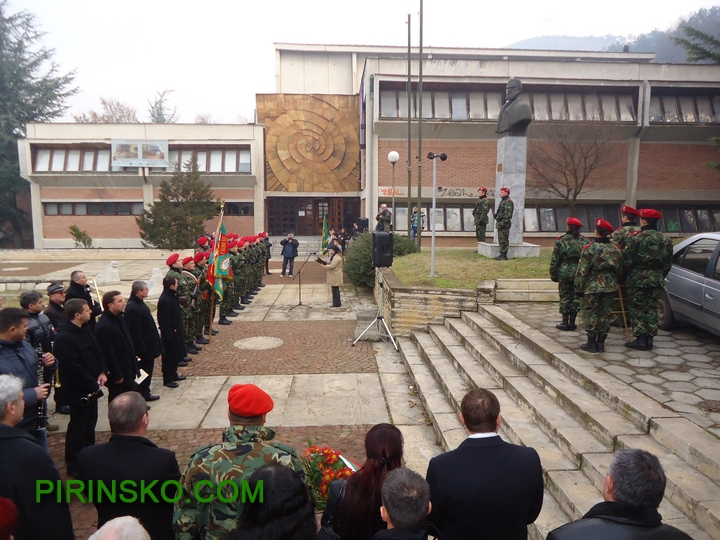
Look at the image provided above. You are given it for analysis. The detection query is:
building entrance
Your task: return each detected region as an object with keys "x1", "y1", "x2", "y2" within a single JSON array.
[{"x1": 267, "y1": 197, "x2": 361, "y2": 236}]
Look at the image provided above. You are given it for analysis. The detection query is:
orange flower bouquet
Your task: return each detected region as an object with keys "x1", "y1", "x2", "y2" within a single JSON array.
[{"x1": 301, "y1": 444, "x2": 358, "y2": 510}]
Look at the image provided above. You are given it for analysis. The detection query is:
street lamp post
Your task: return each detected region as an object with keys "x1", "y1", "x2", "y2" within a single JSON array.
[
  {"x1": 427, "y1": 152, "x2": 447, "y2": 276},
  {"x1": 388, "y1": 151, "x2": 400, "y2": 230}
]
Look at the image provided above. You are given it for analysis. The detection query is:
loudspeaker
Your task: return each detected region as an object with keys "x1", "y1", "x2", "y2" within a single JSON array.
[
  {"x1": 372, "y1": 232, "x2": 393, "y2": 268},
  {"x1": 357, "y1": 217, "x2": 369, "y2": 233}
]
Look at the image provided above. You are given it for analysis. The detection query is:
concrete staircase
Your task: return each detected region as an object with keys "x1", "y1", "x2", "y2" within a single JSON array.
[
  {"x1": 495, "y1": 279, "x2": 559, "y2": 302},
  {"x1": 398, "y1": 304, "x2": 720, "y2": 540}
]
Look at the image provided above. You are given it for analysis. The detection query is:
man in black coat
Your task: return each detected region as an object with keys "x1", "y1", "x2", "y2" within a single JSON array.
[
  {"x1": 95, "y1": 291, "x2": 140, "y2": 402},
  {"x1": 0, "y1": 373, "x2": 74, "y2": 540},
  {"x1": 66, "y1": 270, "x2": 103, "y2": 331},
  {"x1": 426, "y1": 388, "x2": 543, "y2": 540},
  {"x1": 54, "y1": 299, "x2": 107, "y2": 477},
  {"x1": 78, "y1": 391, "x2": 181, "y2": 540},
  {"x1": 157, "y1": 276, "x2": 187, "y2": 388},
  {"x1": 546, "y1": 449, "x2": 692, "y2": 540},
  {"x1": 124, "y1": 281, "x2": 161, "y2": 402},
  {"x1": 43, "y1": 282, "x2": 67, "y2": 330}
]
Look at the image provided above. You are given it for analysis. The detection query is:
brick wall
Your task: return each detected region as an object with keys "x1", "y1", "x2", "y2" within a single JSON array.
[
  {"x1": 41, "y1": 187, "x2": 143, "y2": 200},
  {"x1": 44, "y1": 216, "x2": 141, "y2": 239},
  {"x1": 202, "y1": 216, "x2": 255, "y2": 237},
  {"x1": 638, "y1": 142, "x2": 718, "y2": 192}
]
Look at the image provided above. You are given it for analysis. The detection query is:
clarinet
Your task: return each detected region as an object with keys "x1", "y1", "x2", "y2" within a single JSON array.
[{"x1": 36, "y1": 344, "x2": 47, "y2": 430}]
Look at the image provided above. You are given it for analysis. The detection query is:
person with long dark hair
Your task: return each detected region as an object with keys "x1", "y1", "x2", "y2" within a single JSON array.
[
  {"x1": 227, "y1": 463, "x2": 316, "y2": 540},
  {"x1": 321, "y1": 423, "x2": 404, "y2": 540}
]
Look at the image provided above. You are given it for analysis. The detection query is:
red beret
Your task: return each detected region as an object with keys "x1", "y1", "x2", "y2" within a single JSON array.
[
  {"x1": 198, "y1": 237, "x2": 208, "y2": 245},
  {"x1": 258, "y1": 232, "x2": 267, "y2": 237},
  {"x1": 478, "y1": 187, "x2": 488, "y2": 193},
  {"x1": 193, "y1": 252, "x2": 205, "y2": 263},
  {"x1": 621, "y1": 206, "x2": 639, "y2": 216},
  {"x1": 567, "y1": 217, "x2": 583, "y2": 227},
  {"x1": 238, "y1": 240, "x2": 246, "y2": 248},
  {"x1": 228, "y1": 241, "x2": 237, "y2": 249},
  {"x1": 166, "y1": 253, "x2": 179, "y2": 266},
  {"x1": 595, "y1": 218, "x2": 614, "y2": 232},
  {"x1": 0, "y1": 496, "x2": 19, "y2": 538},
  {"x1": 203, "y1": 252, "x2": 211, "y2": 259},
  {"x1": 228, "y1": 384, "x2": 274, "y2": 417},
  {"x1": 640, "y1": 209, "x2": 662, "y2": 220},
  {"x1": 500, "y1": 187, "x2": 510, "y2": 195},
  {"x1": 182, "y1": 256, "x2": 193, "y2": 265}
]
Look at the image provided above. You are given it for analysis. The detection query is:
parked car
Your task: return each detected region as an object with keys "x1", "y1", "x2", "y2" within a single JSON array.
[{"x1": 659, "y1": 232, "x2": 720, "y2": 336}]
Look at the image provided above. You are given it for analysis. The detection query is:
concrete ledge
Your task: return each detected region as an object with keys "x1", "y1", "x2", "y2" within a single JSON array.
[{"x1": 478, "y1": 241, "x2": 540, "y2": 258}]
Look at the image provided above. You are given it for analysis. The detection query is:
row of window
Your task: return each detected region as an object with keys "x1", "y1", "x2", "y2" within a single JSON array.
[
  {"x1": 385, "y1": 204, "x2": 720, "y2": 234},
  {"x1": 44, "y1": 202, "x2": 145, "y2": 216},
  {"x1": 379, "y1": 91, "x2": 637, "y2": 122},
  {"x1": 34, "y1": 147, "x2": 252, "y2": 174},
  {"x1": 649, "y1": 95, "x2": 720, "y2": 124}
]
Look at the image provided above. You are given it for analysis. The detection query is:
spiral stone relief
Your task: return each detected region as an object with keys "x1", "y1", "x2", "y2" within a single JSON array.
[{"x1": 260, "y1": 95, "x2": 360, "y2": 192}]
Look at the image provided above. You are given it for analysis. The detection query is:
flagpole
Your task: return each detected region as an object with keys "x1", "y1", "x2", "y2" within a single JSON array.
[{"x1": 208, "y1": 200, "x2": 225, "y2": 344}]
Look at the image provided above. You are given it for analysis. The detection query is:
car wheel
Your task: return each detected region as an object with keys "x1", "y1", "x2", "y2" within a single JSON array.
[{"x1": 658, "y1": 291, "x2": 677, "y2": 330}]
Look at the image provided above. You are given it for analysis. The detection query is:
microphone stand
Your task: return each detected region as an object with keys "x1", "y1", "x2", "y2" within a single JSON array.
[{"x1": 289, "y1": 251, "x2": 316, "y2": 310}]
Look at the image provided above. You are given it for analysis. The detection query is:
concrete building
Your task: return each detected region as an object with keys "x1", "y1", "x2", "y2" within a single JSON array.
[{"x1": 19, "y1": 123, "x2": 264, "y2": 248}]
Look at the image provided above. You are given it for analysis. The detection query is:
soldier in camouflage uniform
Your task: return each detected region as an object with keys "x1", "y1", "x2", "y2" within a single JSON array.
[
  {"x1": 180, "y1": 257, "x2": 204, "y2": 354},
  {"x1": 217, "y1": 240, "x2": 237, "y2": 325},
  {"x1": 575, "y1": 219, "x2": 623, "y2": 353},
  {"x1": 174, "y1": 384, "x2": 304, "y2": 540},
  {"x1": 494, "y1": 187, "x2": 513, "y2": 260},
  {"x1": 473, "y1": 187, "x2": 492, "y2": 242},
  {"x1": 622, "y1": 208, "x2": 673, "y2": 351},
  {"x1": 609, "y1": 206, "x2": 642, "y2": 327},
  {"x1": 550, "y1": 216, "x2": 589, "y2": 331},
  {"x1": 192, "y1": 252, "x2": 217, "y2": 337}
]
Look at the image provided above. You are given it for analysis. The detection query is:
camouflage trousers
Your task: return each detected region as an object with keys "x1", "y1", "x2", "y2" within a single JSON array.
[
  {"x1": 580, "y1": 292, "x2": 613, "y2": 334},
  {"x1": 219, "y1": 281, "x2": 235, "y2": 316},
  {"x1": 558, "y1": 279, "x2": 580, "y2": 317},
  {"x1": 498, "y1": 228, "x2": 510, "y2": 253},
  {"x1": 183, "y1": 306, "x2": 200, "y2": 342},
  {"x1": 627, "y1": 286, "x2": 661, "y2": 337},
  {"x1": 475, "y1": 221, "x2": 487, "y2": 242}
]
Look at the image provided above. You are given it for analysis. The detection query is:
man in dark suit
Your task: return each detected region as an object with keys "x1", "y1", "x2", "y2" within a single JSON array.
[
  {"x1": 78, "y1": 391, "x2": 181, "y2": 540},
  {"x1": 157, "y1": 276, "x2": 187, "y2": 388},
  {"x1": 124, "y1": 281, "x2": 161, "y2": 402},
  {"x1": 95, "y1": 291, "x2": 139, "y2": 401},
  {"x1": 65, "y1": 270, "x2": 103, "y2": 331},
  {"x1": 426, "y1": 388, "x2": 544, "y2": 540}
]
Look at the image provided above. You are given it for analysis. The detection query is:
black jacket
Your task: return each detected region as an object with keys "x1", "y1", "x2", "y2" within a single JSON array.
[
  {"x1": 0, "y1": 424, "x2": 75, "y2": 540},
  {"x1": 77, "y1": 434, "x2": 181, "y2": 540},
  {"x1": 124, "y1": 294, "x2": 161, "y2": 361},
  {"x1": 43, "y1": 300, "x2": 67, "y2": 330},
  {"x1": 547, "y1": 501, "x2": 693, "y2": 540},
  {"x1": 426, "y1": 435, "x2": 544, "y2": 540},
  {"x1": 157, "y1": 287, "x2": 185, "y2": 363},
  {"x1": 95, "y1": 310, "x2": 139, "y2": 384},
  {"x1": 371, "y1": 529, "x2": 428, "y2": 540},
  {"x1": 53, "y1": 320, "x2": 106, "y2": 403},
  {"x1": 280, "y1": 238, "x2": 299, "y2": 258},
  {"x1": 66, "y1": 280, "x2": 103, "y2": 330}
]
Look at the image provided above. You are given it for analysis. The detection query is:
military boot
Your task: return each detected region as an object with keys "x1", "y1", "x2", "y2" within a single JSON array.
[
  {"x1": 241, "y1": 297, "x2": 252, "y2": 304},
  {"x1": 625, "y1": 335, "x2": 651, "y2": 351},
  {"x1": 597, "y1": 334, "x2": 607, "y2": 353},
  {"x1": 568, "y1": 314, "x2": 577, "y2": 331},
  {"x1": 494, "y1": 252, "x2": 508, "y2": 261},
  {"x1": 580, "y1": 333, "x2": 598, "y2": 353},
  {"x1": 257, "y1": 283, "x2": 266, "y2": 288},
  {"x1": 195, "y1": 335, "x2": 210, "y2": 345},
  {"x1": 219, "y1": 316, "x2": 232, "y2": 325},
  {"x1": 555, "y1": 316, "x2": 570, "y2": 331}
]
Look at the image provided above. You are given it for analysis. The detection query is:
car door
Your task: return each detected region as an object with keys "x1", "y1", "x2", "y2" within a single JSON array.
[
  {"x1": 702, "y1": 246, "x2": 720, "y2": 334},
  {"x1": 665, "y1": 238, "x2": 719, "y2": 325}
]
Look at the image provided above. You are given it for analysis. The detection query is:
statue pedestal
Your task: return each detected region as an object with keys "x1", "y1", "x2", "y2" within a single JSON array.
[{"x1": 478, "y1": 242, "x2": 540, "y2": 259}]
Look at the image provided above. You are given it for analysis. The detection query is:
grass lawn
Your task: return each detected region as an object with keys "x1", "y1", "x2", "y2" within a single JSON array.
[{"x1": 391, "y1": 248, "x2": 553, "y2": 290}]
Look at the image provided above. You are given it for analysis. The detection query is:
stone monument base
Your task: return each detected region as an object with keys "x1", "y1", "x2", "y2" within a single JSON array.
[{"x1": 478, "y1": 242, "x2": 540, "y2": 259}]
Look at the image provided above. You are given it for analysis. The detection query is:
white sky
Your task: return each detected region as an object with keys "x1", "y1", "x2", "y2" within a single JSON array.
[{"x1": 10, "y1": 0, "x2": 719, "y2": 123}]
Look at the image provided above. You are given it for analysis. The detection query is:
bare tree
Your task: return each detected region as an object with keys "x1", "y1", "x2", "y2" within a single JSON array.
[
  {"x1": 527, "y1": 123, "x2": 616, "y2": 215},
  {"x1": 73, "y1": 97, "x2": 139, "y2": 123},
  {"x1": 194, "y1": 112, "x2": 213, "y2": 124},
  {"x1": 148, "y1": 89, "x2": 178, "y2": 123}
]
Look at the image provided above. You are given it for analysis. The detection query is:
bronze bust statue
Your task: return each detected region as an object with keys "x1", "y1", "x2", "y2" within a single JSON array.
[{"x1": 496, "y1": 77, "x2": 532, "y2": 136}]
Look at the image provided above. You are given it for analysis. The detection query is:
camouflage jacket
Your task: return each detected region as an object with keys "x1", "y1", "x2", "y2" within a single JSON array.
[
  {"x1": 611, "y1": 222, "x2": 641, "y2": 252},
  {"x1": 623, "y1": 226, "x2": 673, "y2": 288},
  {"x1": 230, "y1": 252, "x2": 243, "y2": 281},
  {"x1": 472, "y1": 196, "x2": 492, "y2": 224},
  {"x1": 575, "y1": 238, "x2": 623, "y2": 294},
  {"x1": 174, "y1": 425, "x2": 304, "y2": 540},
  {"x1": 550, "y1": 233, "x2": 590, "y2": 282},
  {"x1": 495, "y1": 197, "x2": 514, "y2": 229}
]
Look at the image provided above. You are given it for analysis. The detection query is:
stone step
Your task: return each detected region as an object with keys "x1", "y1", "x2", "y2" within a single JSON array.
[
  {"x1": 495, "y1": 290, "x2": 560, "y2": 302},
  {"x1": 496, "y1": 279, "x2": 558, "y2": 291}
]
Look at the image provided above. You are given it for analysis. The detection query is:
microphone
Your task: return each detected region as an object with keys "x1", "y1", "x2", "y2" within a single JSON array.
[{"x1": 309, "y1": 251, "x2": 319, "y2": 255}]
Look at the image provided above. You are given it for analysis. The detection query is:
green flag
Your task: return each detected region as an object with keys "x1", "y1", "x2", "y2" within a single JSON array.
[{"x1": 322, "y1": 216, "x2": 330, "y2": 255}]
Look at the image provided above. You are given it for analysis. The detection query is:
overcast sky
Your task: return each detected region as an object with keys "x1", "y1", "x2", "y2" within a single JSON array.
[{"x1": 10, "y1": 0, "x2": 719, "y2": 123}]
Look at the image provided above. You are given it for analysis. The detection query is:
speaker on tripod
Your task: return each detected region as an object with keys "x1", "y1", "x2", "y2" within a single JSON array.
[{"x1": 372, "y1": 232, "x2": 393, "y2": 268}]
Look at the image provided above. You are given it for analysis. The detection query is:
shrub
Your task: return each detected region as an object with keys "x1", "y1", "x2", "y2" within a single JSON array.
[
  {"x1": 69, "y1": 225, "x2": 93, "y2": 248},
  {"x1": 344, "y1": 233, "x2": 417, "y2": 288}
]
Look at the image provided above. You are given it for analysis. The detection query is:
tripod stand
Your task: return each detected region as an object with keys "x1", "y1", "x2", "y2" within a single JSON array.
[
  {"x1": 352, "y1": 268, "x2": 398, "y2": 351},
  {"x1": 289, "y1": 251, "x2": 315, "y2": 311}
]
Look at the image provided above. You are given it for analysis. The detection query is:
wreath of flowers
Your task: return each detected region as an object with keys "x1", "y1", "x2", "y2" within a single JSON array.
[{"x1": 301, "y1": 444, "x2": 357, "y2": 510}]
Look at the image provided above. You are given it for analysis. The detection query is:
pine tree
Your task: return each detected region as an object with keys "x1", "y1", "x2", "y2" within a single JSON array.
[
  {"x1": 674, "y1": 24, "x2": 720, "y2": 64},
  {"x1": 136, "y1": 158, "x2": 218, "y2": 249}
]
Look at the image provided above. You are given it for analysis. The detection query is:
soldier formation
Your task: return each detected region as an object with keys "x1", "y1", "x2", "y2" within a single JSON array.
[{"x1": 551, "y1": 206, "x2": 673, "y2": 353}]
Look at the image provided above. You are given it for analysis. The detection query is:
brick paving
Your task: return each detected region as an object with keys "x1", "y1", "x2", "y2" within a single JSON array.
[
  {"x1": 505, "y1": 302, "x2": 720, "y2": 436},
  {"x1": 265, "y1": 259, "x2": 331, "y2": 284},
  {"x1": 155, "y1": 320, "x2": 376, "y2": 376},
  {"x1": 0, "y1": 261, "x2": 81, "y2": 278}
]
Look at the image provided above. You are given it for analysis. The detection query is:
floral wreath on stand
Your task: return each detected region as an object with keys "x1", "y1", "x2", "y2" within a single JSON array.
[{"x1": 301, "y1": 443, "x2": 359, "y2": 511}]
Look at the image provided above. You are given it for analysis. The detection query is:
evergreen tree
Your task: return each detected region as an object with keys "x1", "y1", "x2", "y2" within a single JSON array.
[
  {"x1": 148, "y1": 89, "x2": 178, "y2": 123},
  {"x1": 0, "y1": 0, "x2": 76, "y2": 246},
  {"x1": 674, "y1": 24, "x2": 720, "y2": 64},
  {"x1": 136, "y1": 157, "x2": 219, "y2": 249}
]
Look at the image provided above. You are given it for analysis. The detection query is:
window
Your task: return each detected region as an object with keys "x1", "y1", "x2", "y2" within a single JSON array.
[
  {"x1": 239, "y1": 149, "x2": 251, "y2": 173},
  {"x1": 601, "y1": 95, "x2": 618, "y2": 121},
  {"x1": 224, "y1": 150, "x2": 237, "y2": 172},
  {"x1": 680, "y1": 239, "x2": 719, "y2": 275},
  {"x1": 67, "y1": 150, "x2": 81, "y2": 171},
  {"x1": 663, "y1": 97, "x2": 679, "y2": 123},
  {"x1": 697, "y1": 96, "x2": 713, "y2": 123},
  {"x1": 567, "y1": 94, "x2": 583, "y2": 120},
  {"x1": 469, "y1": 93, "x2": 486, "y2": 119},
  {"x1": 197, "y1": 151, "x2": 207, "y2": 171},
  {"x1": 131, "y1": 203, "x2": 144, "y2": 215},
  {"x1": 380, "y1": 91, "x2": 398, "y2": 118},
  {"x1": 51, "y1": 150, "x2": 66, "y2": 172},
  {"x1": 45, "y1": 203, "x2": 58, "y2": 215},
  {"x1": 398, "y1": 91, "x2": 413, "y2": 118},
  {"x1": 44, "y1": 201, "x2": 145, "y2": 216},
  {"x1": 486, "y1": 93, "x2": 502, "y2": 120},
  {"x1": 88, "y1": 203, "x2": 102, "y2": 216},
  {"x1": 585, "y1": 95, "x2": 601, "y2": 121},
  {"x1": 679, "y1": 96, "x2": 696, "y2": 122},
  {"x1": 618, "y1": 96, "x2": 635, "y2": 121},
  {"x1": 531, "y1": 94, "x2": 549, "y2": 121},
  {"x1": 169, "y1": 150, "x2": 180, "y2": 169},
  {"x1": 660, "y1": 206, "x2": 681, "y2": 232},
  {"x1": 35, "y1": 150, "x2": 51, "y2": 172},
  {"x1": 539, "y1": 208, "x2": 556, "y2": 231},
  {"x1": 649, "y1": 96, "x2": 662, "y2": 123},
  {"x1": 463, "y1": 206, "x2": 475, "y2": 231},
  {"x1": 395, "y1": 207, "x2": 408, "y2": 231},
  {"x1": 434, "y1": 92, "x2": 450, "y2": 119},
  {"x1": 82, "y1": 151, "x2": 95, "y2": 171},
  {"x1": 226, "y1": 202, "x2": 254, "y2": 216},
  {"x1": 431, "y1": 207, "x2": 445, "y2": 231},
  {"x1": 524, "y1": 208, "x2": 539, "y2": 232},
  {"x1": 451, "y1": 93, "x2": 468, "y2": 120},
  {"x1": 550, "y1": 94, "x2": 566, "y2": 120},
  {"x1": 117, "y1": 202, "x2": 131, "y2": 216},
  {"x1": 680, "y1": 207, "x2": 697, "y2": 232},
  {"x1": 209, "y1": 151, "x2": 222, "y2": 172},
  {"x1": 75, "y1": 203, "x2": 87, "y2": 215},
  {"x1": 446, "y1": 206, "x2": 462, "y2": 231}
]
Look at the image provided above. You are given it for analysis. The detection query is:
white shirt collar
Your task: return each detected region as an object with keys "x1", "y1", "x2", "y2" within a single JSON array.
[{"x1": 467, "y1": 432, "x2": 500, "y2": 439}]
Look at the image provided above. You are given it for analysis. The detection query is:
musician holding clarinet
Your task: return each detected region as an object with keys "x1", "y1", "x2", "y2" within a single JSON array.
[{"x1": 0, "y1": 307, "x2": 56, "y2": 450}]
